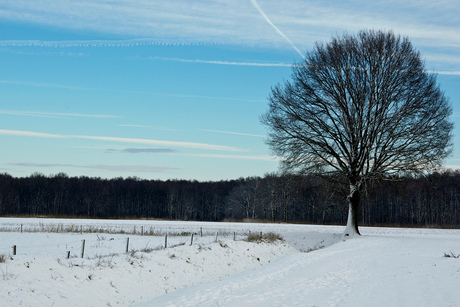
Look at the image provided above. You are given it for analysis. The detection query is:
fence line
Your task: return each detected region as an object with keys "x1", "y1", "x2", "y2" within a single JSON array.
[
  {"x1": 0, "y1": 222, "x2": 251, "y2": 238},
  {"x1": 0, "y1": 230, "x2": 247, "y2": 259}
]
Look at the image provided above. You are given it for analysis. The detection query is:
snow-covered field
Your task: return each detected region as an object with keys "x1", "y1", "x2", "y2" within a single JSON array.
[{"x1": 1, "y1": 218, "x2": 459, "y2": 306}]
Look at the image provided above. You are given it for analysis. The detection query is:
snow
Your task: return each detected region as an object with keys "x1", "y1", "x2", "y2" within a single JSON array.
[
  {"x1": 1, "y1": 218, "x2": 460, "y2": 306},
  {"x1": 140, "y1": 233, "x2": 460, "y2": 307}
]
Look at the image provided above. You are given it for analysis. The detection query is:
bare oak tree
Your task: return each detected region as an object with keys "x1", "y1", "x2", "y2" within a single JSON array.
[{"x1": 261, "y1": 30, "x2": 453, "y2": 236}]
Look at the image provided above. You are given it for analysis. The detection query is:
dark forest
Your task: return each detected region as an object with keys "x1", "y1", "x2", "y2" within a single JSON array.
[{"x1": 0, "y1": 171, "x2": 459, "y2": 228}]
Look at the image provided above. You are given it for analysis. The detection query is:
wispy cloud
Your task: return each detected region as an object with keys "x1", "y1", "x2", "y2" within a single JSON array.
[
  {"x1": 75, "y1": 135, "x2": 239, "y2": 151},
  {"x1": 441, "y1": 164, "x2": 460, "y2": 171},
  {"x1": 105, "y1": 146, "x2": 277, "y2": 162},
  {"x1": 12, "y1": 163, "x2": 73, "y2": 168},
  {"x1": 0, "y1": 109, "x2": 119, "y2": 119},
  {"x1": 0, "y1": 129, "x2": 241, "y2": 152},
  {"x1": 185, "y1": 153, "x2": 278, "y2": 161},
  {"x1": 0, "y1": 129, "x2": 66, "y2": 139},
  {"x1": 124, "y1": 90, "x2": 265, "y2": 103},
  {"x1": 145, "y1": 56, "x2": 460, "y2": 75},
  {"x1": 120, "y1": 125, "x2": 266, "y2": 138},
  {"x1": 0, "y1": 47, "x2": 87, "y2": 57},
  {"x1": 0, "y1": 0, "x2": 458, "y2": 71},
  {"x1": 199, "y1": 129, "x2": 265, "y2": 138},
  {"x1": 10, "y1": 162, "x2": 179, "y2": 173},
  {"x1": 107, "y1": 148, "x2": 177, "y2": 154},
  {"x1": 90, "y1": 164, "x2": 179, "y2": 173},
  {"x1": 0, "y1": 80, "x2": 264, "y2": 104},
  {"x1": 0, "y1": 1, "x2": 262, "y2": 46},
  {"x1": 0, "y1": 80, "x2": 86, "y2": 90},
  {"x1": 435, "y1": 71, "x2": 460, "y2": 76},
  {"x1": 1, "y1": 0, "x2": 459, "y2": 50},
  {"x1": 146, "y1": 56, "x2": 292, "y2": 67},
  {"x1": 1, "y1": 129, "x2": 275, "y2": 161},
  {"x1": 0, "y1": 39, "x2": 200, "y2": 48},
  {"x1": 119, "y1": 124, "x2": 181, "y2": 131}
]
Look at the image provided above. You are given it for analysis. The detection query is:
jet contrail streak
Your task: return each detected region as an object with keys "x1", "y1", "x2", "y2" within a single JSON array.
[
  {"x1": 0, "y1": 38, "x2": 204, "y2": 48},
  {"x1": 250, "y1": 0, "x2": 306, "y2": 61}
]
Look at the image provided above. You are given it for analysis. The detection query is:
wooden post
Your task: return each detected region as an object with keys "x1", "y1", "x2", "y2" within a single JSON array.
[
  {"x1": 234, "y1": 232, "x2": 236, "y2": 241},
  {"x1": 80, "y1": 225, "x2": 83, "y2": 234},
  {"x1": 67, "y1": 251, "x2": 71, "y2": 259},
  {"x1": 200, "y1": 227, "x2": 203, "y2": 237},
  {"x1": 141, "y1": 226, "x2": 144, "y2": 236},
  {"x1": 215, "y1": 232, "x2": 218, "y2": 242},
  {"x1": 164, "y1": 234, "x2": 168, "y2": 249},
  {"x1": 81, "y1": 239, "x2": 86, "y2": 258},
  {"x1": 21, "y1": 224, "x2": 23, "y2": 233},
  {"x1": 190, "y1": 234, "x2": 194, "y2": 246},
  {"x1": 126, "y1": 237, "x2": 130, "y2": 253},
  {"x1": 13, "y1": 245, "x2": 16, "y2": 256}
]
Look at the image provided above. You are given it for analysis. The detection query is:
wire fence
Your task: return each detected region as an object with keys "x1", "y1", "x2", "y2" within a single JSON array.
[
  {"x1": 0, "y1": 223, "x2": 251, "y2": 260},
  {"x1": 0, "y1": 221, "x2": 253, "y2": 237}
]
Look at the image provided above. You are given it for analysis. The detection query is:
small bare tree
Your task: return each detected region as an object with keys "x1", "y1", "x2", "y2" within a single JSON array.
[
  {"x1": 261, "y1": 30, "x2": 453, "y2": 236},
  {"x1": 227, "y1": 178, "x2": 258, "y2": 219}
]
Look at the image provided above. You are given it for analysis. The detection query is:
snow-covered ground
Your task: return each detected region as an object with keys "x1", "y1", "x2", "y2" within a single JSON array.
[{"x1": 1, "y1": 218, "x2": 459, "y2": 306}]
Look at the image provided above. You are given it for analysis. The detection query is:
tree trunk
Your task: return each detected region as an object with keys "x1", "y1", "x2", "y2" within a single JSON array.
[{"x1": 344, "y1": 184, "x2": 361, "y2": 236}]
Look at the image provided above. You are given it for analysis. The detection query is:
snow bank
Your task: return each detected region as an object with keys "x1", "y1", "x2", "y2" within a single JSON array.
[
  {"x1": 2, "y1": 218, "x2": 459, "y2": 307},
  {"x1": 0, "y1": 221, "x2": 299, "y2": 307},
  {"x1": 137, "y1": 230, "x2": 460, "y2": 307}
]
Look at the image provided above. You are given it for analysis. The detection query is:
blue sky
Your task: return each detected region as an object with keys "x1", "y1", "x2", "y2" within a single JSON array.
[{"x1": 0, "y1": 0, "x2": 459, "y2": 181}]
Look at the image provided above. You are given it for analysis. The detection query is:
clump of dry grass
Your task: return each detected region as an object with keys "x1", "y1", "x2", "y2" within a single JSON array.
[
  {"x1": 444, "y1": 251, "x2": 460, "y2": 258},
  {"x1": 246, "y1": 232, "x2": 283, "y2": 243}
]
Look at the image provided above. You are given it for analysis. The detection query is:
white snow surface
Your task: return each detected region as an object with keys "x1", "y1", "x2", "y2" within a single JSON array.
[{"x1": 1, "y1": 218, "x2": 459, "y2": 307}]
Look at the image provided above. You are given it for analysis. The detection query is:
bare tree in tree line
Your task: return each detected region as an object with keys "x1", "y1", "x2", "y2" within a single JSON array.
[{"x1": 261, "y1": 30, "x2": 453, "y2": 236}]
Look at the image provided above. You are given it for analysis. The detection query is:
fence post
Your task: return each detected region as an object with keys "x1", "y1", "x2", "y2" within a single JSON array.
[
  {"x1": 13, "y1": 245, "x2": 16, "y2": 256},
  {"x1": 190, "y1": 234, "x2": 194, "y2": 246},
  {"x1": 21, "y1": 224, "x2": 23, "y2": 233},
  {"x1": 234, "y1": 232, "x2": 236, "y2": 241},
  {"x1": 67, "y1": 251, "x2": 71, "y2": 259},
  {"x1": 126, "y1": 237, "x2": 130, "y2": 253},
  {"x1": 200, "y1": 227, "x2": 203, "y2": 237},
  {"x1": 215, "y1": 232, "x2": 218, "y2": 242},
  {"x1": 164, "y1": 234, "x2": 168, "y2": 249},
  {"x1": 81, "y1": 239, "x2": 86, "y2": 258},
  {"x1": 141, "y1": 226, "x2": 144, "y2": 236}
]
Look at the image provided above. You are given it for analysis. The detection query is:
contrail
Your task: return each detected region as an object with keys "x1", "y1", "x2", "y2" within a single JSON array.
[
  {"x1": 250, "y1": 0, "x2": 306, "y2": 61},
  {"x1": 0, "y1": 129, "x2": 241, "y2": 152},
  {"x1": 0, "y1": 109, "x2": 119, "y2": 119},
  {"x1": 0, "y1": 38, "x2": 203, "y2": 48},
  {"x1": 199, "y1": 129, "x2": 265, "y2": 138},
  {"x1": 147, "y1": 56, "x2": 292, "y2": 67}
]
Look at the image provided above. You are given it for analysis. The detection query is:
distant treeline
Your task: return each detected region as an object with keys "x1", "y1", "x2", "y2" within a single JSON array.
[{"x1": 0, "y1": 171, "x2": 459, "y2": 228}]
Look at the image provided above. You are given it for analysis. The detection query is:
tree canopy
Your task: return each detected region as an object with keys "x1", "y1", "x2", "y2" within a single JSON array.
[{"x1": 262, "y1": 30, "x2": 453, "y2": 235}]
